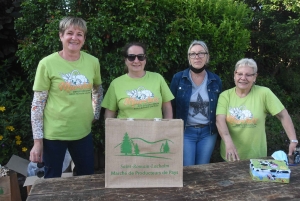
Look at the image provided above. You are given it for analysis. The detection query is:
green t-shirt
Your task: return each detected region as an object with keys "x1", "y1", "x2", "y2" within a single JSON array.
[
  {"x1": 33, "y1": 51, "x2": 102, "y2": 140},
  {"x1": 102, "y1": 71, "x2": 174, "y2": 118},
  {"x1": 216, "y1": 85, "x2": 284, "y2": 160}
]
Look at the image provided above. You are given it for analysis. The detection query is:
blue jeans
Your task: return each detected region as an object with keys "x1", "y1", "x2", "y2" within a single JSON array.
[
  {"x1": 183, "y1": 126, "x2": 217, "y2": 166},
  {"x1": 43, "y1": 133, "x2": 94, "y2": 178}
]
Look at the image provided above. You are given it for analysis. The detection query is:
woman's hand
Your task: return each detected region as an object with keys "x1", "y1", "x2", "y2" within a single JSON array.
[
  {"x1": 288, "y1": 141, "x2": 298, "y2": 160},
  {"x1": 30, "y1": 139, "x2": 43, "y2": 163},
  {"x1": 216, "y1": 114, "x2": 240, "y2": 162},
  {"x1": 225, "y1": 142, "x2": 240, "y2": 162},
  {"x1": 276, "y1": 109, "x2": 298, "y2": 156}
]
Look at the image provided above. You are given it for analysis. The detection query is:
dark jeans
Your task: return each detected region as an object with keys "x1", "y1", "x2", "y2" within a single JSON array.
[{"x1": 43, "y1": 133, "x2": 94, "y2": 178}]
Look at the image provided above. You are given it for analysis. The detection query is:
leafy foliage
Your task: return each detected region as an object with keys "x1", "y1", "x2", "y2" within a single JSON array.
[
  {"x1": 242, "y1": 0, "x2": 300, "y2": 155},
  {"x1": 16, "y1": 0, "x2": 252, "y2": 89},
  {"x1": 6, "y1": 0, "x2": 298, "y2": 163},
  {"x1": 15, "y1": 0, "x2": 252, "y2": 157},
  {"x1": 0, "y1": 75, "x2": 32, "y2": 164},
  {"x1": 0, "y1": 0, "x2": 32, "y2": 165},
  {"x1": 0, "y1": 0, "x2": 21, "y2": 59}
]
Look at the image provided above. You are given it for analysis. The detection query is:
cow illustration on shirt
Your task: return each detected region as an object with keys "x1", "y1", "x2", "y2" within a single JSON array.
[{"x1": 61, "y1": 70, "x2": 89, "y2": 86}]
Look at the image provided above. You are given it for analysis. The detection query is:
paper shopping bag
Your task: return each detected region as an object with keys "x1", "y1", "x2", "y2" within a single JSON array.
[
  {"x1": 105, "y1": 118, "x2": 184, "y2": 188},
  {"x1": 0, "y1": 171, "x2": 21, "y2": 201}
]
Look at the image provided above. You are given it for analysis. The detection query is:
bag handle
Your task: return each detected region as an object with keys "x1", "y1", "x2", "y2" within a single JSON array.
[{"x1": 126, "y1": 118, "x2": 162, "y2": 121}]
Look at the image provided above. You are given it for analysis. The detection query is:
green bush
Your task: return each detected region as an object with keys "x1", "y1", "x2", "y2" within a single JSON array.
[
  {"x1": 1, "y1": 0, "x2": 297, "y2": 164},
  {"x1": 0, "y1": 0, "x2": 32, "y2": 165},
  {"x1": 257, "y1": 75, "x2": 300, "y2": 156},
  {"x1": 15, "y1": 0, "x2": 252, "y2": 154},
  {"x1": 16, "y1": 0, "x2": 252, "y2": 88},
  {"x1": 0, "y1": 60, "x2": 32, "y2": 165}
]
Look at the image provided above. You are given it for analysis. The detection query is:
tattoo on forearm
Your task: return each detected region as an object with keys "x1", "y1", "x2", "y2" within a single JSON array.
[
  {"x1": 31, "y1": 91, "x2": 48, "y2": 139},
  {"x1": 92, "y1": 85, "x2": 103, "y2": 120}
]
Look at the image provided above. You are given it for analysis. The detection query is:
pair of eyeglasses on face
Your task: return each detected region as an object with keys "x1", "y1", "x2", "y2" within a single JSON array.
[
  {"x1": 188, "y1": 52, "x2": 208, "y2": 58},
  {"x1": 126, "y1": 54, "x2": 146, "y2": 61},
  {"x1": 235, "y1": 71, "x2": 256, "y2": 78}
]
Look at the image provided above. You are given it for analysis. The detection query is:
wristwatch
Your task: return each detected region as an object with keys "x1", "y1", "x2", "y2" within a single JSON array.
[{"x1": 290, "y1": 140, "x2": 298, "y2": 143}]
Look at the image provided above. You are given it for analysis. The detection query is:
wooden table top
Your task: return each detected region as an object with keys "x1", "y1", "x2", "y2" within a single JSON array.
[{"x1": 27, "y1": 159, "x2": 300, "y2": 201}]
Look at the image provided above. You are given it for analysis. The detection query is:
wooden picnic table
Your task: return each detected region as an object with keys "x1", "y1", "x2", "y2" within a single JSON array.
[{"x1": 27, "y1": 159, "x2": 300, "y2": 201}]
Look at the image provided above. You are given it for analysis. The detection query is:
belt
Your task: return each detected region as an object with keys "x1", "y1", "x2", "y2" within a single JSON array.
[{"x1": 189, "y1": 124, "x2": 208, "y2": 128}]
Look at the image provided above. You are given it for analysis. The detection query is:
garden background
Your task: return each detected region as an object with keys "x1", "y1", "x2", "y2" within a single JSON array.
[{"x1": 1, "y1": 0, "x2": 300, "y2": 166}]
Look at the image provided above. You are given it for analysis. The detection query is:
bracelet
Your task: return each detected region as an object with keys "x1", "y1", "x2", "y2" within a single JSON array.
[{"x1": 290, "y1": 140, "x2": 298, "y2": 143}]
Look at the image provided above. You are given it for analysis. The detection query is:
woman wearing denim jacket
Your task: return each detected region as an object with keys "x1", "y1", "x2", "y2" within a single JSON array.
[{"x1": 170, "y1": 40, "x2": 222, "y2": 166}]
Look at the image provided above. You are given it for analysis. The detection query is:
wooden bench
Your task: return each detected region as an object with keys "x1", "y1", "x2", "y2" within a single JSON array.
[{"x1": 27, "y1": 159, "x2": 300, "y2": 200}]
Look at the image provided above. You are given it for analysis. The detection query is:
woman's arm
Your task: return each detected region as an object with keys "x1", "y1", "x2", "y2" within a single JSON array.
[
  {"x1": 275, "y1": 109, "x2": 298, "y2": 156},
  {"x1": 30, "y1": 91, "x2": 48, "y2": 163},
  {"x1": 162, "y1": 101, "x2": 173, "y2": 119},
  {"x1": 104, "y1": 109, "x2": 117, "y2": 119},
  {"x1": 92, "y1": 84, "x2": 104, "y2": 123},
  {"x1": 216, "y1": 114, "x2": 240, "y2": 161}
]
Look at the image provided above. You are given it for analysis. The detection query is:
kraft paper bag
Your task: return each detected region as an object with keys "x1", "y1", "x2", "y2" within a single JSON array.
[
  {"x1": 105, "y1": 118, "x2": 184, "y2": 188},
  {"x1": 0, "y1": 171, "x2": 21, "y2": 201}
]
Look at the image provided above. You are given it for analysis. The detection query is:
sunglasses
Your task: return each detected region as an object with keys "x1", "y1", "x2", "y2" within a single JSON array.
[{"x1": 126, "y1": 54, "x2": 146, "y2": 61}]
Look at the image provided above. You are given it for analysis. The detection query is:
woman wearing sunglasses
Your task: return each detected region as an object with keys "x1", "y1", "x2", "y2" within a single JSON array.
[
  {"x1": 170, "y1": 40, "x2": 222, "y2": 166},
  {"x1": 102, "y1": 42, "x2": 174, "y2": 119}
]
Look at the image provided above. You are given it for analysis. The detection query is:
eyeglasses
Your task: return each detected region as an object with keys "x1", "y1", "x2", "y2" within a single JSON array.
[
  {"x1": 235, "y1": 71, "x2": 256, "y2": 78},
  {"x1": 189, "y1": 52, "x2": 208, "y2": 59},
  {"x1": 126, "y1": 54, "x2": 146, "y2": 61}
]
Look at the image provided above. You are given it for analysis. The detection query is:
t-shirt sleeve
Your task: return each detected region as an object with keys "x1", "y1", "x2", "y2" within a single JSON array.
[
  {"x1": 264, "y1": 88, "x2": 285, "y2": 116},
  {"x1": 216, "y1": 90, "x2": 229, "y2": 115},
  {"x1": 33, "y1": 61, "x2": 51, "y2": 91},
  {"x1": 93, "y1": 59, "x2": 102, "y2": 85},
  {"x1": 101, "y1": 81, "x2": 118, "y2": 111},
  {"x1": 159, "y1": 74, "x2": 174, "y2": 102}
]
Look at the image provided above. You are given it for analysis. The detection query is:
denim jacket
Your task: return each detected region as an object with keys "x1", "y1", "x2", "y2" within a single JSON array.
[{"x1": 170, "y1": 68, "x2": 222, "y2": 135}]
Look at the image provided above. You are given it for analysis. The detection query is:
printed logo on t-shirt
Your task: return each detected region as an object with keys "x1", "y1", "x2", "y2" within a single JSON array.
[
  {"x1": 124, "y1": 86, "x2": 159, "y2": 109},
  {"x1": 190, "y1": 93, "x2": 209, "y2": 118},
  {"x1": 227, "y1": 105, "x2": 257, "y2": 128},
  {"x1": 58, "y1": 70, "x2": 92, "y2": 95}
]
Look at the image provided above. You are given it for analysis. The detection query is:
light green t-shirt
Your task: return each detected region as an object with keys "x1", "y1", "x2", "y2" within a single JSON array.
[
  {"x1": 102, "y1": 71, "x2": 174, "y2": 119},
  {"x1": 216, "y1": 85, "x2": 284, "y2": 160},
  {"x1": 33, "y1": 51, "x2": 102, "y2": 140}
]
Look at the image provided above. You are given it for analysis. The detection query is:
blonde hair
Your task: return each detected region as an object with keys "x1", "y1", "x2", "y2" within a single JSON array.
[
  {"x1": 59, "y1": 17, "x2": 87, "y2": 36},
  {"x1": 187, "y1": 40, "x2": 210, "y2": 65}
]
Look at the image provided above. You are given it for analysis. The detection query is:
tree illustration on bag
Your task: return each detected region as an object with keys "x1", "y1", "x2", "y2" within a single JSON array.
[
  {"x1": 163, "y1": 141, "x2": 170, "y2": 153},
  {"x1": 134, "y1": 143, "x2": 140, "y2": 155},
  {"x1": 121, "y1": 132, "x2": 132, "y2": 155},
  {"x1": 116, "y1": 132, "x2": 174, "y2": 159},
  {"x1": 160, "y1": 140, "x2": 170, "y2": 153}
]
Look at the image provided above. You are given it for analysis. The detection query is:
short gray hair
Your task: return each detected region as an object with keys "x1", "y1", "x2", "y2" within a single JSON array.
[
  {"x1": 187, "y1": 40, "x2": 210, "y2": 65},
  {"x1": 235, "y1": 58, "x2": 258, "y2": 73}
]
